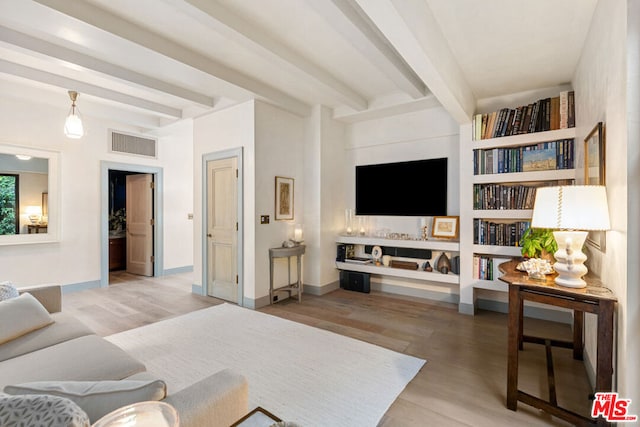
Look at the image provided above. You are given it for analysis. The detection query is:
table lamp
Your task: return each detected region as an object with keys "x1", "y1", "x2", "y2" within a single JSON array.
[{"x1": 531, "y1": 185, "x2": 610, "y2": 288}]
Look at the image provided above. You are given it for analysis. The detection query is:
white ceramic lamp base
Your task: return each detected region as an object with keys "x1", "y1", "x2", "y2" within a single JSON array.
[{"x1": 552, "y1": 231, "x2": 589, "y2": 288}]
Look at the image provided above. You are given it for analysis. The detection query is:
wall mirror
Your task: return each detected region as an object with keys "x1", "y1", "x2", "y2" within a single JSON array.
[{"x1": 0, "y1": 144, "x2": 60, "y2": 245}]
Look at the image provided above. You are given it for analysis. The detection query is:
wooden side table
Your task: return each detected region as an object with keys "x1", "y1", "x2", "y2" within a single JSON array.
[
  {"x1": 27, "y1": 224, "x2": 48, "y2": 234},
  {"x1": 499, "y1": 260, "x2": 616, "y2": 426},
  {"x1": 269, "y1": 245, "x2": 305, "y2": 304}
]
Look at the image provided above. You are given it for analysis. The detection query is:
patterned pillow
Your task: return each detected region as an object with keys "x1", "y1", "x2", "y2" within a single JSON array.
[
  {"x1": 0, "y1": 393, "x2": 90, "y2": 427},
  {"x1": 0, "y1": 281, "x2": 19, "y2": 301}
]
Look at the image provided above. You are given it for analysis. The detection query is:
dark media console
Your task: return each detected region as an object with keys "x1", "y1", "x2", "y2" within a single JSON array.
[{"x1": 340, "y1": 270, "x2": 370, "y2": 293}]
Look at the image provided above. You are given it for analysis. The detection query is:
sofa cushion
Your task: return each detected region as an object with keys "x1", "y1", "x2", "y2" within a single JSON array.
[
  {"x1": 5, "y1": 378, "x2": 167, "y2": 423},
  {"x1": 0, "y1": 335, "x2": 146, "y2": 390},
  {"x1": 0, "y1": 312, "x2": 95, "y2": 362},
  {"x1": 0, "y1": 293, "x2": 53, "y2": 345},
  {"x1": 0, "y1": 281, "x2": 19, "y2": 301},
  {"x1": 0, "y1": 393, "x2": 90, "y2": 427}
]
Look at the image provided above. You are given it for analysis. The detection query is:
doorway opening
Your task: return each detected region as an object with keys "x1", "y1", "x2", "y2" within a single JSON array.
[{"x1": 101, "y1": 162, "x2": 163, "y2": 287}]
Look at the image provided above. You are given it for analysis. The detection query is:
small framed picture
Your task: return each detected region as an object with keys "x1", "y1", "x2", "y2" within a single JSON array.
[
  {"x1": 431, "y1": 216, "x2": 459, "y2": 239},
  {"x1": 275, "y1": 176, "x2": 294, "y2": 221},
  {"x1": 584, "y1": 122, "x2": 606, "y2": 252},
  {"x1": 584, "y1": 122, "x2": 605, "y2": 185}
]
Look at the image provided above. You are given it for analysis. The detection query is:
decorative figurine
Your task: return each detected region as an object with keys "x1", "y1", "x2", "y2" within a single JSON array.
[
  {"x1": 436, "y1": 253, "x2": 451, "y2": 274},
  {"x1": 424, "y1": 261, "x2": 433, "y2": 272}
]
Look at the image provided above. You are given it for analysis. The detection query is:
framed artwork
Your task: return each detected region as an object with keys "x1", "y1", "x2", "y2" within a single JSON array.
[
  {"x1": 431, "y1": 216, "x2": 459, "y2": 239},
  {"x1": 584, "y1": 122, "x2": 605, "y2": 185},
  {"x1": 584, "y1": 122, "x2": 606, "y2": 252},
  {"x1": 275, "y1": 176, "x2": 294, "y2": 221}
]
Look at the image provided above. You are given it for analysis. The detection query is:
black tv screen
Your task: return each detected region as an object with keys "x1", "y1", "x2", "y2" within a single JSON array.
[{"x1": 356, "y1": 158, "x2": 447, "y2": 216}]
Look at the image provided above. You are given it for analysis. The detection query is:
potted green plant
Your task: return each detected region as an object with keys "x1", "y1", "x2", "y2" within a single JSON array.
[{"x1": 519, "y1": 227, "x2": 557, "y2": 260}]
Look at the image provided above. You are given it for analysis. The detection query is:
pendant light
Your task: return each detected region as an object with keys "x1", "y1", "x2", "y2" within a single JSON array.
[{"x1": 64, "y1": 90, "x2": 84, "y2": 139}]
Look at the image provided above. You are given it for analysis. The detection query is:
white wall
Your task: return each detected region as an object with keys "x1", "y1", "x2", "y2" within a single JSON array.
[
  {"x1": 254, "y1": 101, "x2": 306, "y2": 302},
  {"x1": 573, "y1": 0, "x2": 636, "y2": 402},
  {"x1": 157, "y1": 120, "x2": 194, "y2": 271},
  {"x1": 0, "y1": 95, "x2": 193, "y2": 287},
  {"x1": 193, "y1": 101, "x2": 256, "y2": 299},
  {"x1": 344, "y1": 106, "x2": 460, "y2": 297},
  {"x1": 304, "y1": 106, "x2": 346, "y2": 290}
]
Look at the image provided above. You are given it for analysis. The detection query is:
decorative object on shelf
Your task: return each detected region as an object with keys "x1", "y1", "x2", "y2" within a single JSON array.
[
  {"x1": 291, "y1": 223, "x2": 304, "y2": 244},
  {"x1": 516, "y1": 258, "x2": 554, "y2": 280},
  {"x1": 419, "y1": 217, "x2": 430, "y2": 240},
  {"x1": 357, "y1": 216, "x2": 368, "y2": 236},
  {"x1": 390, "y1": 260, "x2": 418, "y2": 270},
  {"x1": 431, "y1": 216, "x2": 459, "y2": 239},
  {"x1": 531, "y1": 185, "x2": 610, "y2": 288},
  {"x1": 371, "y1": 245, "x2": 382, "y2": 262},
  {"x1": 282, "y1": 240, "x2": 296, "y2": 248},
  {"x1": 436, "y1": 252, "x2": 451, "y2": 274},
  {"x1": 382, "y1": 255, "x2": 391, "y2": 267},
  {"x1": 344, "y1": 208, "x2": 354, "y2": 235},
  {"x1": 275, "y1": 176, "x2": 294, "y2": 221},
  {"x1": 92, "y1": 401, "x2": 179, "y2": 427},
  {"x1": 64, "y1": 90, "x2": 84, "y2": 139},
  {"x1": 584, "y1": 122, "x2": 606, "y2": 252},
  {"x1": 423, "y1": 261, "x2": 433, "y2": 272},
  {"x1": 518, "y1": 227, "x2": 557, "y2": 260}
]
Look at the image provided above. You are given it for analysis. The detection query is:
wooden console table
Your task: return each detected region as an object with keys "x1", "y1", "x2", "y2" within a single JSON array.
[
  {"x1": 499, "y1": 260, "x2": 616, "y2": 426},
  {"x1": 269, "y1": 245, "x2": 305, "y2": 304}
]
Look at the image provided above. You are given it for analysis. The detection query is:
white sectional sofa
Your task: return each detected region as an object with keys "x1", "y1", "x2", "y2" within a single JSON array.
[{"x1": 0, "y1": 284, "x2": 248, "y2": 426}]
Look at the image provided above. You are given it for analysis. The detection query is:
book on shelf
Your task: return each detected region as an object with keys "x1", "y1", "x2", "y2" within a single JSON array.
[
  {"x1": 472, "y1": 91, "x2": 575, "y2": 140},
  {"x1": 472, "y1": 255, "x2": 512, "y2": 281},
  {"x1": 473, "y1": 139, "x2": 574, "y2": 175},
  {"x1": 344, "y1": 257, "x2": 372, "y2": 264},
  {"x1": 473, "y1": 219, "x2": 530, "y2": 247},
  {"x1": 472, "y1": 179, "x2": 574, "y2": 210}
]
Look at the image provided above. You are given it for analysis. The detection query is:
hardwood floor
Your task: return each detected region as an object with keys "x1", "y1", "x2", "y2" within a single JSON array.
[{"x1": 64, "y1": 272, "x2": 593, "y2": 426}]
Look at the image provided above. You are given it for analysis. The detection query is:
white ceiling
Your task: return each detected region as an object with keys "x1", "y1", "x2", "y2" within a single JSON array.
[{"x1": 0, "y1": 0, "x2": 598, "y2": 131}]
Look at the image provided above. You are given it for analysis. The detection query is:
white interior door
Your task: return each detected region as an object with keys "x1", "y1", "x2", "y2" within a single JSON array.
[
  {"x1": 126, "y1": 173, "x2": 153, "y2": 276},
  {"x1": 207, "y1": 157, "x2": 238, "y2": 302}
]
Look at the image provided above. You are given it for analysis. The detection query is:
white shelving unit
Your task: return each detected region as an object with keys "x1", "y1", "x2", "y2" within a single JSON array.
[
  {"x1": 336, "y1": 235, "x2": 460, "y2": 285},
  {"x1": 459, "y1": 122, "x2": 577, "y2": 314}
]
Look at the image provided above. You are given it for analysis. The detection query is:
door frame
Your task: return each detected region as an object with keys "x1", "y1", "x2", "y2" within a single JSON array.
[
  {"x1": 100, "y1": 161, "x2": 163, "y2": 287},
  {"x1": 202, "y1": 148, "x2": 244, "y2": 305}
]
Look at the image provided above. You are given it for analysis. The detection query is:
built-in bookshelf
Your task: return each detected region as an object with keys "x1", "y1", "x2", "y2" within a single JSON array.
[{"x1": 459, "y1": 91, "x2": 577, "y2": 314}]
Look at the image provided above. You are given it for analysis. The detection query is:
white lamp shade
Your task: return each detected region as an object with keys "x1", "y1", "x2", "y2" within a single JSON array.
[
  {"x1": 64, "y1": 113, "x2": 84, "y2": 138},
  {"x1": 531, "y1": 185, "x2": 610, "y2": 230}
]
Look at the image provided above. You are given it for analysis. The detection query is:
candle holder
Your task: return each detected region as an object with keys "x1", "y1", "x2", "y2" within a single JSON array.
[{"x1": 344, "y1": 209, "x2": 354, "y2": 235}]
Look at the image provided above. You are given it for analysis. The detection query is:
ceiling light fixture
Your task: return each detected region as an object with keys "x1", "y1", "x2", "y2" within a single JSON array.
[
  {"x1": 64, "y1": 90, "x2": 84, "y2": 139},
  {"x1": 15, "y1": 154, "x2": 32, "y2": 160}
]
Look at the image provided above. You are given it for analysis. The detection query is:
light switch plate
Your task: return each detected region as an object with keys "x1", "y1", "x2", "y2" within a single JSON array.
[{"x1": 260, "y1": 215, "x2": 270, "y2": 224}]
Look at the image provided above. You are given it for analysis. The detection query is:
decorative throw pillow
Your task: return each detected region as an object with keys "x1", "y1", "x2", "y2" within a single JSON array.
[
  {"x1": 0, "y1": 281, "x2": 19, "y2": 301},
  {"x1": 4, "y1": 378, "x2": 168, "y2": 423},
  {"x1": 0, "y1": 393, "x2": 90, "y2": 427},
  {"x1": 0, "y1": 292, "x2": 53, "y2": 344}
]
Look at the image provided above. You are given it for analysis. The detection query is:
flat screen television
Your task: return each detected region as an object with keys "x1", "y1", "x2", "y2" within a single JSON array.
[{"x1": 355, "y1": 158, "x2": 447, "y2": 216}]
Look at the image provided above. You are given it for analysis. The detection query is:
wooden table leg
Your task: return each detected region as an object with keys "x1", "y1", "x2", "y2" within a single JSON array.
[
  {"x1": 573, "y1": 310, "x2": 584, "y2": 360},
  {"x1": 507, "y1": 285, "x2": 522, "y2": 410}
]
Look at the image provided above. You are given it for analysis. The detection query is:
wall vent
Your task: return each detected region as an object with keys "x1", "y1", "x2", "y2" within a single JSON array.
[{"x1": 109, "y1": 130, "x2": 157, "y2": 158}]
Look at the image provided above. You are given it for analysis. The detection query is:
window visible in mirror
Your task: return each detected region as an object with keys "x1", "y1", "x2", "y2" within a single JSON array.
[{"x1": 0, "y1": 173, "x2": 19, "y2": 234}]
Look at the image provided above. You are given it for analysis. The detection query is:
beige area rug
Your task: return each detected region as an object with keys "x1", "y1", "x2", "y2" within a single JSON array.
[{"x1": 106, "y1": 303, "x2": 425, "y2": 426}]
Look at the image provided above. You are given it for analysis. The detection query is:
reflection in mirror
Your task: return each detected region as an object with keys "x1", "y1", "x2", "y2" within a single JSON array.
[
  {"x1": 0, "y1": 153, "x2": 48, "y2": 235},
  {"x1": 0, "y1": 145, "x2": 59, "y2": 245}
]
